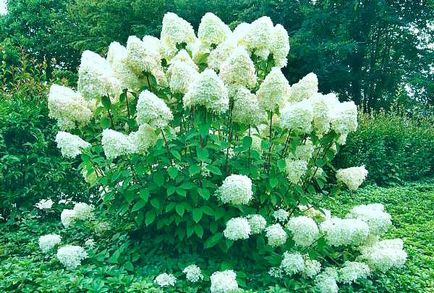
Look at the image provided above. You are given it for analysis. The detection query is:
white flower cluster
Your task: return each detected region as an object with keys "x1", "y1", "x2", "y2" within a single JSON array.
[
  {"x1": 360, "y1": 239, "x2": 407, "y2": 272},
  {"x1": 315, "y1": 268, "x2": 339, "y2": 293},
  {"x1": 338, "y1": 261, "x2": 371, "y2": 284},
  {"x1": 35, "y1": 199, "x2": 53, "y2": 210},
  {"x1": 273, "y1": 209, "x2": 289, "y2": 222},
  {"x1": 231, "y1": 86, "x2": 264, "y2": 125},
  {"x1": 280, "y1": 252, "x2": 305, "y2": 276},
  {"x1": 223, "y1": 217, "x2": 251, "y2": 241},
  {"x1": 320, "y1": 218, "x2": 369, "y2": 247},
  {"x1": 280, "y1": 100, "x2": 313, "y2": 134},
  {"x1": 257, "y1": 67, "x2": 290, "y2": 112},
  {"x1": 346, "y1": 203, "x2": 392, "y2": 236},
  {"x1": 288, "y1": 73, "x2": 318, "y2": 103},
  {"x1": 55, "y1": 131, "x2": 90, "y2": 158},
  {"x1": 183, "y1": 69, "x2": 229, "y2": 113},
  {"x1": 220, "y1": 47, "x2": 257, "y2": 89},
  {"x1": 265, "y1": 223, "x2": 287, "y2": 247},
  {"x1": 183, "y1": 264, "x2": 203, "y2": 283},
  {"x1": 39, "y1": 234, "x2": 61, "y2": 253},
  {"x1": 285, "y1": 159, "x2": 308, "y2": 185},
  {"x1": 56, "y1": 245, "x2": 88, "y2": 270},
  {"x1": 287, "y1": 216, "x2": 319, "y2": 247},
  {"x1": 167, "y1": 52, "x2": 199, "y2": 94},
  {"x1": 154, "y1": 273, "x2": 177, "y2": 287},
  {"x1": 48, "y1": 85, "x2": 93, "y2": 130},
  {"x1": 336, "y1": 166, "x2": 368, "y2": 191},
  {"x1": 101, "y1": 129, "x2": 136, "y2": 160},
  {"x1": 198, "y1": 13, "x2": 231, "y2": 47},
  {"x1": 160, "y1": 12, "x2": 196, "y2": 60},
  {"x1": 78, "y1": 50, "x2": 120, "y2": 101},
  {"x1": 61, "y1": 202, "x2": 94, "y2": 227},
  {"x1": 247, "y1": 214, "x2": 267, "y2": 234},
  {"x1": 210, "y1": 270, "x2": 238, "y2": 293},
  {"x1": 303, "y1": 259, "x2": 322, "y2": 278},
  {"x1": 217, "y1": 174, "x2": 253, "y2": 205},
  {"x1": 136, "y1": 90, "x2": 173, "y2": 128}
]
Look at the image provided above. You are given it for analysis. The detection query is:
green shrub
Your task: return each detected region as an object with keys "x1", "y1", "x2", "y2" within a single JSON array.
[
  {"x1": 0, "y1": 44, "x2": 86, "y2": 221},
  {"x1": 335, "y1": 110, "x2": 434, "y2": 185}
]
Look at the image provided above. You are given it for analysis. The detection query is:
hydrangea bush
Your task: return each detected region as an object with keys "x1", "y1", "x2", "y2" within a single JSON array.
[{"x1": 47, "y1": 12, "x2": 406, "y2": 292}]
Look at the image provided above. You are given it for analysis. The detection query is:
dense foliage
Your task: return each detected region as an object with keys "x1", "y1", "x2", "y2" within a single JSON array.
[
  {"x1": 336, "y1": 110, "x2": 434, "y2": 185},
  {"x1": 0, "y1": 42, "x2": 86, "y2": 221}
]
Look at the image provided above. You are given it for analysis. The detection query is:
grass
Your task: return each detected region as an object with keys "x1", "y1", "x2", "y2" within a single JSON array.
[{"x1": 1, "y1": 181, "x2": 433, "y2": 292}]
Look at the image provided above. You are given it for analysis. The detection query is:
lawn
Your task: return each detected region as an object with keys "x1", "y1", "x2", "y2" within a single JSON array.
[{"x1": 1, "y1": 181, "x2": 433, "y2": 292}]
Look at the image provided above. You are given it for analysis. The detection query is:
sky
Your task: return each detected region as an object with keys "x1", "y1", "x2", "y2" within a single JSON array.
[{"x1": 0, "y1": 0, "x2": 7, "y2": 16}]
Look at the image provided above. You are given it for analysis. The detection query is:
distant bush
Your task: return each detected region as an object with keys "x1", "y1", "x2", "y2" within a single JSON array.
[
  {"x1": 335, "y1": 109, "x2": 434, "y2": 185},
  {"x1": 0, "y1": 43, "x2": 86, "y2": 221}
]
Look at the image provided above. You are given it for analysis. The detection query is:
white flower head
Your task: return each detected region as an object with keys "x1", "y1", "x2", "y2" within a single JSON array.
[
  {"x1": 207, "y1": 40, "x2": 237, "y2": 71},
  {"x1": 61, "y1": 209, "x2": 77, "y2": 228},
  {"x1": 160, "y1": 12, "x2": 196, "y2": 60},
  {"x1": 257, "y1": 67, "x2": 290, "y2": 112},
  {"x1": 315, "y1": 268, "x2": 339, "y2": 293},
  {"x1": 247, "y1": 214, "x2": 267, "y2": 234},
  {"x1": 35, "y1": 199, "x2": 53, "y2": 210},
  {"x1": 48, "y1": 84, "x2": 93, "y2": 130},
  {"x1": 55, "y1": 131, "x2": 90, "y2": 158},
  {"x1": 273, "y1": 209, "x2": 289, "y2": 222},
  {"x1": 107, "y1": 41, "x2": 143, "y2": 91},
  {"x1": 154, "y1": 273, "x2": 177, "y2": 287},
  {"x1": 39, "y1": 234, "x2": 61, "y2": 253},
  {"x1": 288, "y1": 72, "x2": 318, "y2": 103},
  {"x1": 360, "y1": 239, "x2": 407, "y2": 272},
  {"x1": 280, "y1": 99, "x2": 314, "y2": 134},
  {"x1": 78, "y1": 50, "x2": 121, "y2": 101},
  {"x1": 280, "y1": 252, "x2": 305, "y2": 276},
  {"x1": 223, "y1": 217, "x2": 251, "y2": 241},
  {"x1": 216, "y1": 174, "x2": 253, "y2": 205},
  {"x1": 129, "y1": 123, "x2": 158, "y2": 154},
  {"x1": 136, "y1": 90, "x2": 173, "y2": 128},
  {"x1": 198, "y1": 12, "x2": 231, "y2": 47},
  {"x1": 303, "y1": 259, "x2": 322, "y2": 278},
  {"x1": 338, "y1": 261, "x2": 371, "y2": 284},
  {"x1": 287, "y1": 216, "x2": 319, "y2": 247},
  {"x1": 73, "y1": 202, "x2": 94, "y2": 220},
  {"x1": 346, "y1": 203, "x2": 392, "y2": 236},
  {"x1": 336, "y1": 166, "x2": 368, "y2": 191},
  {"x1": 183, "y1": 264, "x2": 203, "y2": 283},
  {"x1": 309, "y1": 93, "x2": 340, "y2": 136},
  {"x1": 101, "y1": 129, "x2": 136, "y2": 159},
  {"x1": 210, "y1": 270, "x2": 238, "y2": 293},
  {"x1": 56, "y1": 245, "x2": 87, "y2": 270},
  {"x1": 331, "y1": 101, "x2": 358, "y2": 137},
  {"x1": 183, "y1": 69, "x2": 229, "y2": 113},
  {"x1": 231, "y1": 86, "x2": 265, "y2": 125},
  {"x1": 320, "y1": 218, "x2": 370, "y2": 246},
  {"x1": 219, "y1": 47, "x2": 257, "y2": 89},
  {"x1": 240, "y1": 16, "x2": 274, "y2": 59},
  {"x1": 270, "y1": 24, "x2": 290, "y2": 68},
  {"x1": 285, "y1": 159, "x2": 308, "y2": 185},
  {"x1": 167, "y1": 61, "x2": 199, "y2": 94},
  {"x1": 265, "y1": 223, "x2": 287, "y2": 247}
]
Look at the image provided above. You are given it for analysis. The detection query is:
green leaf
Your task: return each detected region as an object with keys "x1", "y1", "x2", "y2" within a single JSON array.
[
  {"x1": 168, "y1": 166, "x2": 178, "y2": 179},
  {"x1": 189, "y1": 164, "x2": 201, "y2": 176},
  {"x1": 167, "y1": 185, "x2": 176, "y2": 196},
  {"x1": 100, "y1": 117, "x2": 111, "y2": 129},
  {"x1": 176, "y1": 188, "x2": 187, "y2": 197},
  {"x1": 269, "y1": 177, "x2": 278, "y2": 188},
  {"x1": 176, "y1": 204, "x2": 185, "y2": 216},
  {"x1": 153, "y1": 172, "x2": 165, "y2": 187},
  {"x1": 204, "y1": 232, "x2": 223, "y2": 248},
  {"x1": 242, "y1": 136, "x2": 252, "y2": 148},
  {"x1": 101, "y1": 95, "x2": 111, "y2": 109},
  {"x1": 192, "y1": 208, "x2": 203, "y2": 223},
  {"x1": 151, "y1": 198, "x2": 160, "y2": 209},
  {"x1": 145, "y1": 210, "x2": 156, "y2": 225},
  {"x1": 198, "y1": 188, "x2": 210, "y2": 200},
  {"x1": 132, "y1": 200, "x2": 147, "y2": 212},
  {"x1": 207, "y1": 165, "x2": 222, "y2": 175},
  {"x1": 194, "y1": 225, "x2": 204, "y2": 238},
  {"x1": 139, "y1": 189, "x2": 149, "y2": 202},
  {"x1": 197, "y1": 147, "x2": 209, "y2": 161},
  {"x1": 170, "y1": 149, "x2": 181, "y2": 160},
  {"x1": 277, "y1": 159, "x2": 286, "y2": 171}
]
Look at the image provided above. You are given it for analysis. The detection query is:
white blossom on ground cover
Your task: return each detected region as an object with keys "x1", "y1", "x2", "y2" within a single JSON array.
[
  {"x1": 39, "y1": 234, "x2": 61, "y2": 253},
  {"x1": 56, "y1": 245, "x2": 87, "y2": 270},
  {"x1": 154, "y1": 273, "x2": 177, "y2": 287}
]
